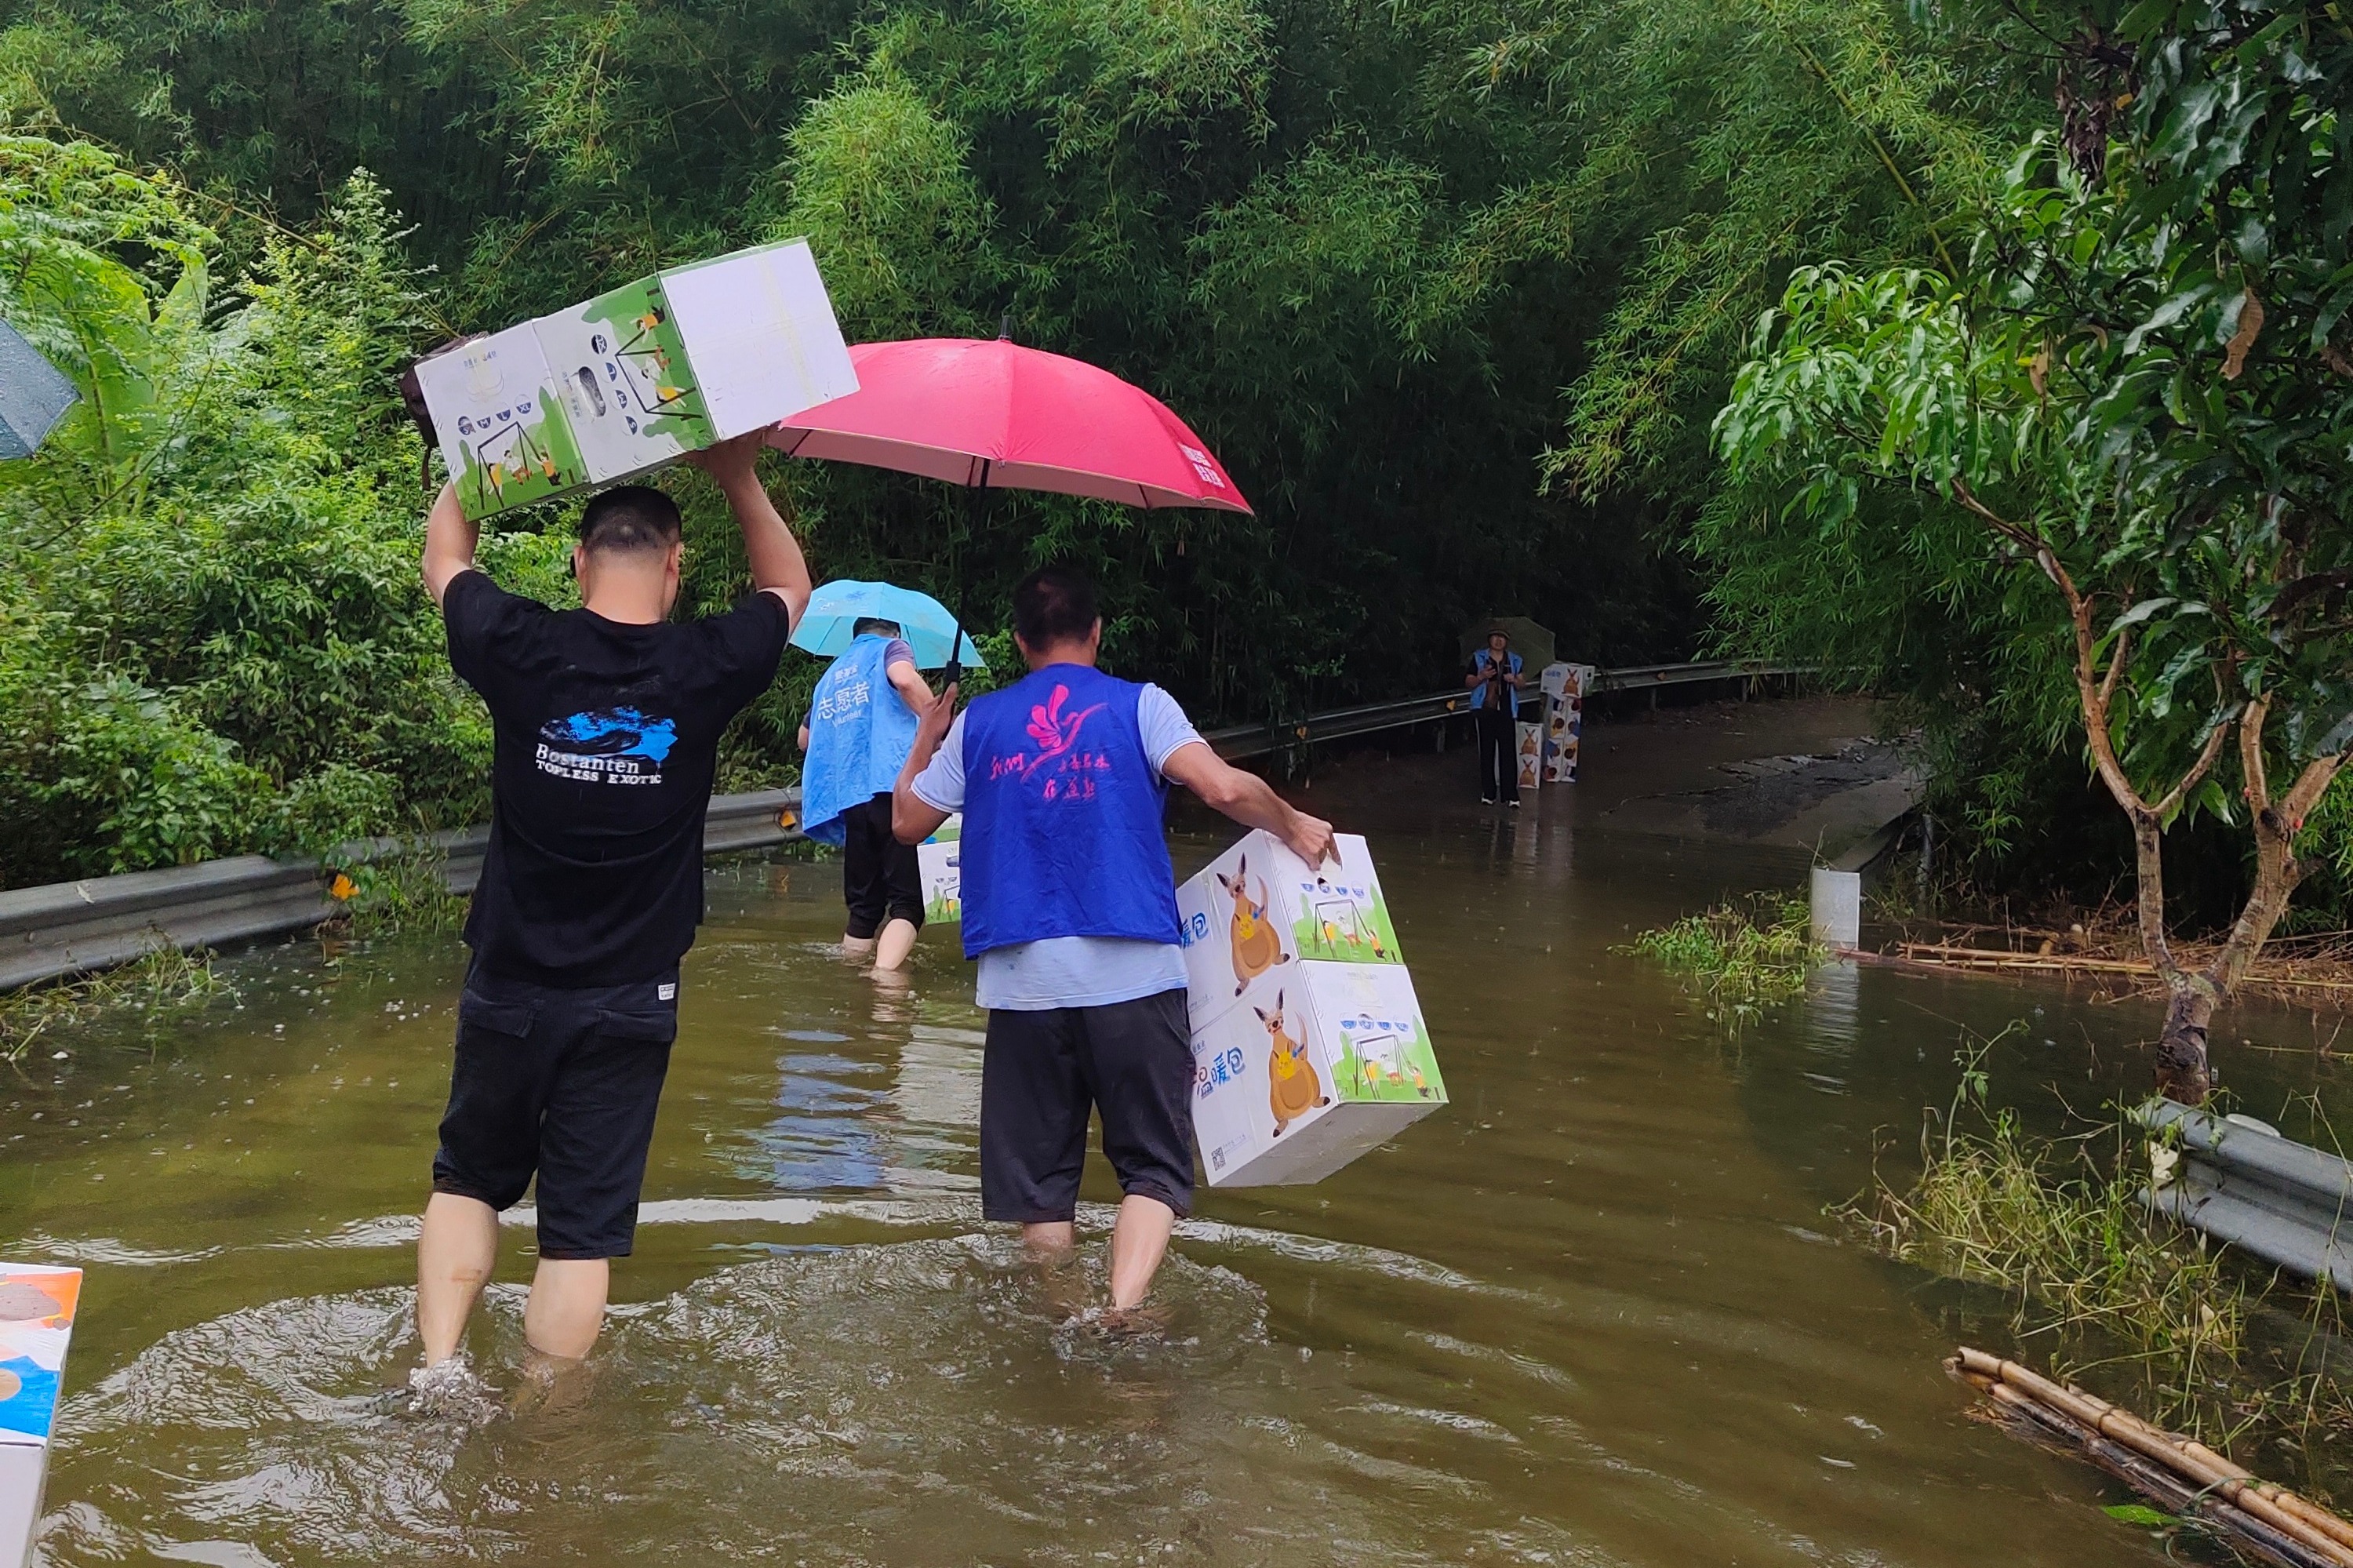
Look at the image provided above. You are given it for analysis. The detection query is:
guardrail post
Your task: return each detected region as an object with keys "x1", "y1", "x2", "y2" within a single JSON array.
[{"x1": 1809, "y1": 867, "x2": 1861, "y2": 949}]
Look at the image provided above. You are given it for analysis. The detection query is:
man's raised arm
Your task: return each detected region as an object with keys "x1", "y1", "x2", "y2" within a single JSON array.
[
  {"x1": 690, "y1": 434, "x2": 812, "y2": 629},
  {"x1": 421, "y1": 481, "x2": 478, "y2": 609}
]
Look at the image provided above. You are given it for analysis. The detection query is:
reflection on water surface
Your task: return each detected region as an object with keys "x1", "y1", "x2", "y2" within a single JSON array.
[{"x1": 12, "y1": 729, "x2": 2353, "y2": 1566}]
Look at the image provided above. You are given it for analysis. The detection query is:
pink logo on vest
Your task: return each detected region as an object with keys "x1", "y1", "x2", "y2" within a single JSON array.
[{"x1": 982, "y1": 682, "x2": 1111, "y2": 785}]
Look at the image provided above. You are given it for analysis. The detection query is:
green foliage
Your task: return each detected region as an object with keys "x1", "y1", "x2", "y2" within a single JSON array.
[
  {"x1": 1853, "y1": 1042, "x2": 2249, "y2": 1381},
  {"x1": 1707, "y1": 0, "x2": 2353, "y2": 926},
  {"x1": 0, "y1": 138, "x2": 496, "y2": 885},
  {"x1": 0, "y1": 946, "x2": 231, "y2": 1060},
  {"x1": 0, "y1": 0, "x2": 1818, "y2": 740},
  {"x1": 1840, "y1": 1042, "x2": 2353, "y2": 1480},
  {"x1": 1627, "y1": 895, "x2": 1821, "y2": 1024},
  {"x1": 334, "y1": 849, "x2": 469, "y2": 938},
  {"x1": 769, "y1": 72, "x2": 996, "y2": 340}
]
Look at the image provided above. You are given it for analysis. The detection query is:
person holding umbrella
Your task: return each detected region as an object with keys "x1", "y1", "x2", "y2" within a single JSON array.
[
  {"x1": 793, "y1": 582, "x2": 979, "y2": 973},
  {"x1": 890, "y1": 566, "x2": 1336, "y2": 1319}
]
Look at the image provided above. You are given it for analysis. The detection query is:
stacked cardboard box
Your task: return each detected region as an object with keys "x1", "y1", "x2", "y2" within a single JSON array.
[
  {"x1": 1541, "y1": 661, "x2": 1595, "y2": 783},
  {"x1": 1515, "y1": 720, "x2": 1544, "y2": 791},
  {"x1": 416, "y1": 239, "x2": 858, "y2": 521},
  {"x1": 918, "y1": 815, "x2": 962, "y2": 926},
  {"x1": 1173, "y1": 832, "x2": 1446, "y2": 1186}
]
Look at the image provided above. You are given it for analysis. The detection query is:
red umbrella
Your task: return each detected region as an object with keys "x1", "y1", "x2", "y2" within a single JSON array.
[
  {"x1": 766, "y1": 330, "x2": 1250, "y2": 680},
  {"x1": 767, "y1": 334, "x2": 1253, "y2": 513}
]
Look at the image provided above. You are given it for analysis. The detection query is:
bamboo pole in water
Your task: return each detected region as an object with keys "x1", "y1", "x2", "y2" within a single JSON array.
[{"x1": 1948, "y1": 1347, "x2": 2353, "y2": 1568}]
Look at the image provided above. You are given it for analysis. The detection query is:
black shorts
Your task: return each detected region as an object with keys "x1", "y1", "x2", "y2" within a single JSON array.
[
  {"x1": 980, "y1": 989, "x2": 1195, "y2": 1224},
  {"x1": 841, "y1": 792, "x2": 925, "y2": 940},
  {"x1": 431, "y1": 962, "x2": 680, "y2": 1260}
]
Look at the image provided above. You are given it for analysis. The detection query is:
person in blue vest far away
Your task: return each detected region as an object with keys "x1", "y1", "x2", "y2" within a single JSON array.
[
  {"x1": 1465, "y1": 628, "x2": 1524, "y2": 807},
  {"x1": 890, "y1": 566, "x2": 1337, "y2": 1319},
  {"x1": 798, "y1": 618, "x2": 933, "y2": 973}
]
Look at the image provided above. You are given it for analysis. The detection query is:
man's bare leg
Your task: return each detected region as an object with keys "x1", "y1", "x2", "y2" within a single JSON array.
[
  {"x1": 873, "y1": 917, "x2": 918, "y2": 972},
  {"x1": 842, "y1": 933, "x2": 878, "y2": 960},
  {"x1": 417, "y1": 1192, "x2": 498, "y2": 1365},
  {"x1": 1107, "y1": 1195, "x2": 1175, "y2": 1310},
  {"x1": 522, "y1": 1257, "x2": 609, "y2": 1360},
  {"x1": 1022, "y1": 1220, "x2": 1075, "y2": 1261}
]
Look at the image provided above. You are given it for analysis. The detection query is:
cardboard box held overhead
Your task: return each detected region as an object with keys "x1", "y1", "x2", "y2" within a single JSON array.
[
  {"x1": 1174, "y1": 832, "x2": 1445, "y2": 1187},
  {"x1": 416, "y1": 240, "x2": 858, "y2": 521}
]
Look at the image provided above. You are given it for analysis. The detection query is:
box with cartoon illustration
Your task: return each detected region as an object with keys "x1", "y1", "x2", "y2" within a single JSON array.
[
  {"x1": 918, "y1": 814, "x2": 962, "y2": 926},
  {"x1": 1174, "y1": 831, "x2": 1402, "y2": 1013},
  {"x1": 1540, "y1": 661, "x2": 1593, "y2": 783},
  {"x1": 0, "y1": 1263, "x2": 82, "y2": 1568},
  {"x1": 418, "y1": 238, "x2": 859, "y2": 521},
  {"x1": 1175, "y1": 832, "x2": 1445, "y2": 1187}
]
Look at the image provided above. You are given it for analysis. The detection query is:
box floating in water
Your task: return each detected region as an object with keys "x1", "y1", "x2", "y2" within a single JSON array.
[
  {"x1": 1175, "y1": 831, "x2": 1444, "y2": 1186},
  {"x1": 416, "y1": 239, "x2": 858, "y2": 521}
]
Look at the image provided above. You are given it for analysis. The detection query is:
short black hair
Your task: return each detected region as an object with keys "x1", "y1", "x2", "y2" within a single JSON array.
[
  {"x1": 1013, "y1": 566, "x2": 1099, "y2": 648},
  {"x1": 579, "y1": 485, "x2": 682, "y2": 558},
  {"x1": 853, "y1": 617, "x2": 902, "y2": 638}
]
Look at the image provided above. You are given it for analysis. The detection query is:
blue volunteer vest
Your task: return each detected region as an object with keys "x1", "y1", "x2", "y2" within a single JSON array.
[
  {"x1": 957, "y1": 664, "x2": 1182, "y2": 959},
  {"x1": 801, "y1": 634, "x2": 920, "y2": 846},
  {"x1": 1469, "y1": 649, "x2": 1522, "y2": 710}
]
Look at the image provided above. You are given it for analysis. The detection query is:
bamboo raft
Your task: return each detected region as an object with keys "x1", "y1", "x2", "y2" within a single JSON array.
[
  {"x1": 1860, "y1": 941, "x2": 2353, "y2": 1001},
  {"x1": 1949, "y1": 1347, "x2": 2353, "y2": 1567}
]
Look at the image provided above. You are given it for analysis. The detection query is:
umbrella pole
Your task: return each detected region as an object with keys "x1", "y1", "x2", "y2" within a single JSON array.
[{"x1": 943, "y1": 466, "x2": 991, "y2": 689}]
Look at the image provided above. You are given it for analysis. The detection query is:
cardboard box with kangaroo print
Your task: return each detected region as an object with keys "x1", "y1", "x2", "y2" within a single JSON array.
[
  {"x1": 1174, "y1": 831, "x2": 1403, "y2": 1027},
  {"x1": 1176, "y1": 832, "x2": 1445, "y2": 1187}
]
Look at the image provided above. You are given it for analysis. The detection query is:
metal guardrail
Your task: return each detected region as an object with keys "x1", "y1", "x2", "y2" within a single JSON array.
[
  {"x1": 1, "y1": 661, "x2": 1806, "y2": 991},
  {"x1": 2137, "y1": 1099, "x2": 2353, "y2": 1291},
  {"x1": 1202, "y1": 660, "x2": 1806, "y2": 761},
  {"x1": 0, "y1": 790, "x2": 805, "y2": 992}
]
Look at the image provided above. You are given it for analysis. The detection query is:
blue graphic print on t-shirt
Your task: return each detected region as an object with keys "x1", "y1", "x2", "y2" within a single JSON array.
[{"x1": 534, "y1": 707, "x2": 678, "y2": 785}]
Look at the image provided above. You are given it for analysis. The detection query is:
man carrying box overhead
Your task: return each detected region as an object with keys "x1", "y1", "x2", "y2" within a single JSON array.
[
  {"x1": 891, "y1": 566, "x2": 1336, "y2": 1316},
  {"x1": 413, "y1": 432, "x2": 809, "y2": 1399}
]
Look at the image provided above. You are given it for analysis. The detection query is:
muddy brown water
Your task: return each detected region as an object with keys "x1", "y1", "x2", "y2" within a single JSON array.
[{"x1": 10, "y1": 700, "x2": 2353, "y2": 1566}]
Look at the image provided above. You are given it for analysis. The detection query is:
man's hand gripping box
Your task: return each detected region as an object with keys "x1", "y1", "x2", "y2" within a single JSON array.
[{"x1": 1174, "y1": 832, "x2": 1445, "y2": 1186}]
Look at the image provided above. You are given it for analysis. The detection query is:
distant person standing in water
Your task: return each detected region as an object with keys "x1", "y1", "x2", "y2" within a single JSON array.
[
  {"x1": 412, "y1": 433, "x2": 809, "y2": 1399},
  {"x1": 798, "y1": 617, "x2": 933, "y2": 973},
  {"x1": 890, "y1": 567, "x2": 1335, "y2": 1319},
  {"x1": 1466, "y1": 628, "x2": 1523, "y2": 806}
]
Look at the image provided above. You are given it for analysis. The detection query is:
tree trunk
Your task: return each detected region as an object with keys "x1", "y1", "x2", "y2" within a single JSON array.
[
  {"x1": 2155, "y1": 708, "x2": 2348, "y2": 1105},
  {"x1": 2153, "y1": 978, "x2": 2217, "y2": 1106},
  {"x1": 2127, "y1": 804, "x2": 2211, "y2": 1104}
]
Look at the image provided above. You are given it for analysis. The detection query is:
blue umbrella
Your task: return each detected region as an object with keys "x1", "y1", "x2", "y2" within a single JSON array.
[
  {"x1": 0, "y1": 319, "x2": 77, "y2": 459},
  {"x1": 790, "y1": 580, "x2": 987, "y2": 670}
]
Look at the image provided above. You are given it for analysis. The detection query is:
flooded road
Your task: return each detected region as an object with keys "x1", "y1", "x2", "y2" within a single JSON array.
[{"x1": 11, "y1": 699, "x2": 2353, "y2": 1566}]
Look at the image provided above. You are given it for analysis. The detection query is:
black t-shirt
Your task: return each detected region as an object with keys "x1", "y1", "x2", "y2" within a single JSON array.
[{"x1": 442, "y1": 570, "x2": 790, "y2": 985}]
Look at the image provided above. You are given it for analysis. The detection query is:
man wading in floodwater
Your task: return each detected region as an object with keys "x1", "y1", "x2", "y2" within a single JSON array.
[
  {"x1": 412, "y1": 434, "x2": 809, "y2": 1400},
  {"x1": 798, "y1": 617, "x2": 932, "y2": 973},
  {"x1": 891, "y1": 567, "x2": 1335, "y2": 1318}
]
